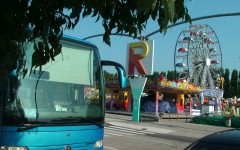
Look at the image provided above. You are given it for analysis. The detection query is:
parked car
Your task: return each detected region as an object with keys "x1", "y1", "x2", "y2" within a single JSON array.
[{"x1": 184, "y1": 129, "x2": 240, "y2": 150}]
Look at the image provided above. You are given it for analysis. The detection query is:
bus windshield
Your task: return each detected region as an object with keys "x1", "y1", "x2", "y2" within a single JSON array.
[{"x1": 2, "y1": 39, "x2": 104, "y2": 126}]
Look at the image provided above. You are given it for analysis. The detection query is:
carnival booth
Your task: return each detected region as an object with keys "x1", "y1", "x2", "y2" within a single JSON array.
[
  {"x1": 143, "y1": 76, "x2": 203, "y2": 116},
  {"x1": 201, "y1": 88, "x2": 223, "y2": 115},
  {"x1": 105, "y1": 76, "x2": 203, "y2": 116},
  {"x1": 105, "y1": 78, "x2": 130, "y2": 111}
]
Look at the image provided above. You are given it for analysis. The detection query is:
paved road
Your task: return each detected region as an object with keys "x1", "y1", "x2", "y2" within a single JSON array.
[{"x1": 103, "y1": 113, "x2": 231, "y2": 150}]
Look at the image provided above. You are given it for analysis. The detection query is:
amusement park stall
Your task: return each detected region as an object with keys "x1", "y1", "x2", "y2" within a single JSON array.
[
  {"x1": 143, "y1": 77, "x2": 204, "y2": 116},
  {"x1": 105, "y1": 78, "x2": 130, "y2": 111},
  {"x1": 201, "y1": 88, "x2": 224, "y2": 115},
  {"x1": 105, "y1": 76, "x2": 204, "y2": 116}
]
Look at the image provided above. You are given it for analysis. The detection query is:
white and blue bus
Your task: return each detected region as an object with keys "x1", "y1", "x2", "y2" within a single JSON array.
[{"x1": 0, "y1": 35, "x2": 127, "y2": 149}]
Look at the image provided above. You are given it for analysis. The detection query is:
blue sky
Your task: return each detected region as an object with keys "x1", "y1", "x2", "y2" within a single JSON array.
[{"x1": 64, "y1": 0, "x2": 240, "y2": 74}]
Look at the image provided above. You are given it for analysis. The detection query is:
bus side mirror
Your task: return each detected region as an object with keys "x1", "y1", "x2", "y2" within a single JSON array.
[
  {"x1": 115, "y1": 66, "x2": 127, "y2": 88},
  {"x1": 9, "y1": 69, "x2": 17, "y2": 78},
  {"x1": 8, "y1": 61, "x2": 19, "y2": 78},
  {"x1": 101, "y1": 60, "x2": 127, "y2": 89}
]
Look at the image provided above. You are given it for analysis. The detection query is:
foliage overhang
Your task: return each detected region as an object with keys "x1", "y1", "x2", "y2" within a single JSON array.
[{"x1": 0, "y1": 0, "x2": 191, "y2": 81}]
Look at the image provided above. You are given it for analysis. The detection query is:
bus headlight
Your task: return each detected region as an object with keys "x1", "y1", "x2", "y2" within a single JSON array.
[
  {"x1": 1, "y1": 146, "x2": 28, "y2": 150},
  {"x1": 94, "y1": 140, "x2": 103, "y2": 149}
]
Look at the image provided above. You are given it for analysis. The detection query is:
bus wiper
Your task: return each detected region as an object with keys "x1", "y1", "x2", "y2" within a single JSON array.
[
  {"x1": 17, "y1": 117, "x2": 103, "y2": 132},
  {"x1": 53, "y1": 117, "x2": 104, "y2": 128},
  {"x1": 17, "y1": 125, "x2": 40, "y2": 132},
  {"x1": 17, "y1": 121, "x2": 59, "y2": 132}
]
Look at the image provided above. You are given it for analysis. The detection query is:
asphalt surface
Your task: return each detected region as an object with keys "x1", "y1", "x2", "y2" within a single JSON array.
[{"x1": 104, "y1": 113, "x2": 231, "y2": 150}]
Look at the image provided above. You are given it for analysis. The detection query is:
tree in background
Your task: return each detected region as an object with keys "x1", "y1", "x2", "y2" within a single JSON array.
[
  {"x1": 237, "y1": 72, "x2": 240, "y2": 97},
  {"x1": 230, "y1": 69, "x2": 238, "y2": 97},
  {"x1": 166, "y1": 70, "x2": 176, "y2": 81},
  {"x1": 106, "y1": 70, "x2": 175, "y2": 87},
  {"x1": 159, "y1": 71, "x2": 167, "y2": 77},
  {"x1": 104, "y1": 70, "x2": 118, "y2": 93},
  {"x1": 152, "y1": 71, "x2": 160, "y2": 77},
  {"x1": 223, "y1": 69, "x2": 230, "y2": 98},
  {"x1": 0, "y1": 0, "x2": 191, "y2": 81},
  {"x1": 103, "y1": 70, "x2": 115, "y2": 83}
]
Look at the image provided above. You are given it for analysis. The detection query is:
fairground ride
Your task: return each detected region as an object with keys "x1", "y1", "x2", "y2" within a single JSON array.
[{"x1": 174, "y1": 24, "x2": 223, "y2": 89}]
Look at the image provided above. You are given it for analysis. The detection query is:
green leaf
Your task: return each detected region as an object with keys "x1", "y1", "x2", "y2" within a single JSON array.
[
  {"x1": 137, "y1": 0, "x2": 157, "y2": 14},
  {"x1": 103, "y1": 32, "x2": 111, "y2": 46},
  {"x1": 92, "y1": 10, "x2": 99, "y2": 17},
  {"x1": 162, "y1": 0, "x2": 175, "y2": 23},
  {"x1": 49, "y1": 48, "x2": 55, "y2": 61},
  {"x1": 22, "y1": 68, "x2": 28, "y2": 78},
  {"x1": 95, "y1": 15, "x2": 100, "y2": 22},
  {"x1": 185, "y1": 11, "x2": 192, "y2": 23}
]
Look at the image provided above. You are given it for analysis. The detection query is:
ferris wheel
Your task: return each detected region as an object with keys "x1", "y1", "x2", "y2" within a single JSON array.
[{"x1": 174, "y1": 24, "x2": 223, "y2": 89}]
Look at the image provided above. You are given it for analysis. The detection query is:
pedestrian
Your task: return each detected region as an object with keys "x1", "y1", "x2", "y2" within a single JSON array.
[
  {"x1": 221, "y1": 99, "x2": 226, "y2": 115},
  {"x1": 228, "y1": 98, "x2": 233, "y2": 109},
  {"x1": 230, "y1": 98, "x2": 236, "y2": 117}
]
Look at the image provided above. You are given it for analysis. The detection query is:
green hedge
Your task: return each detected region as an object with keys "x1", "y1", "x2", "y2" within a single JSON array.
[{"x1": 191, "y1": 116, "x2": 240, "y2": 128}]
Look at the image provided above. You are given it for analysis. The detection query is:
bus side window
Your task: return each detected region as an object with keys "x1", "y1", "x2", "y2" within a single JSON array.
[
  {"x1": 0, "y1": 86, "x2": 2, "y2": 107},
  {"x1": 19, "y1": 88, "x2": 33, "y2": 109}
]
